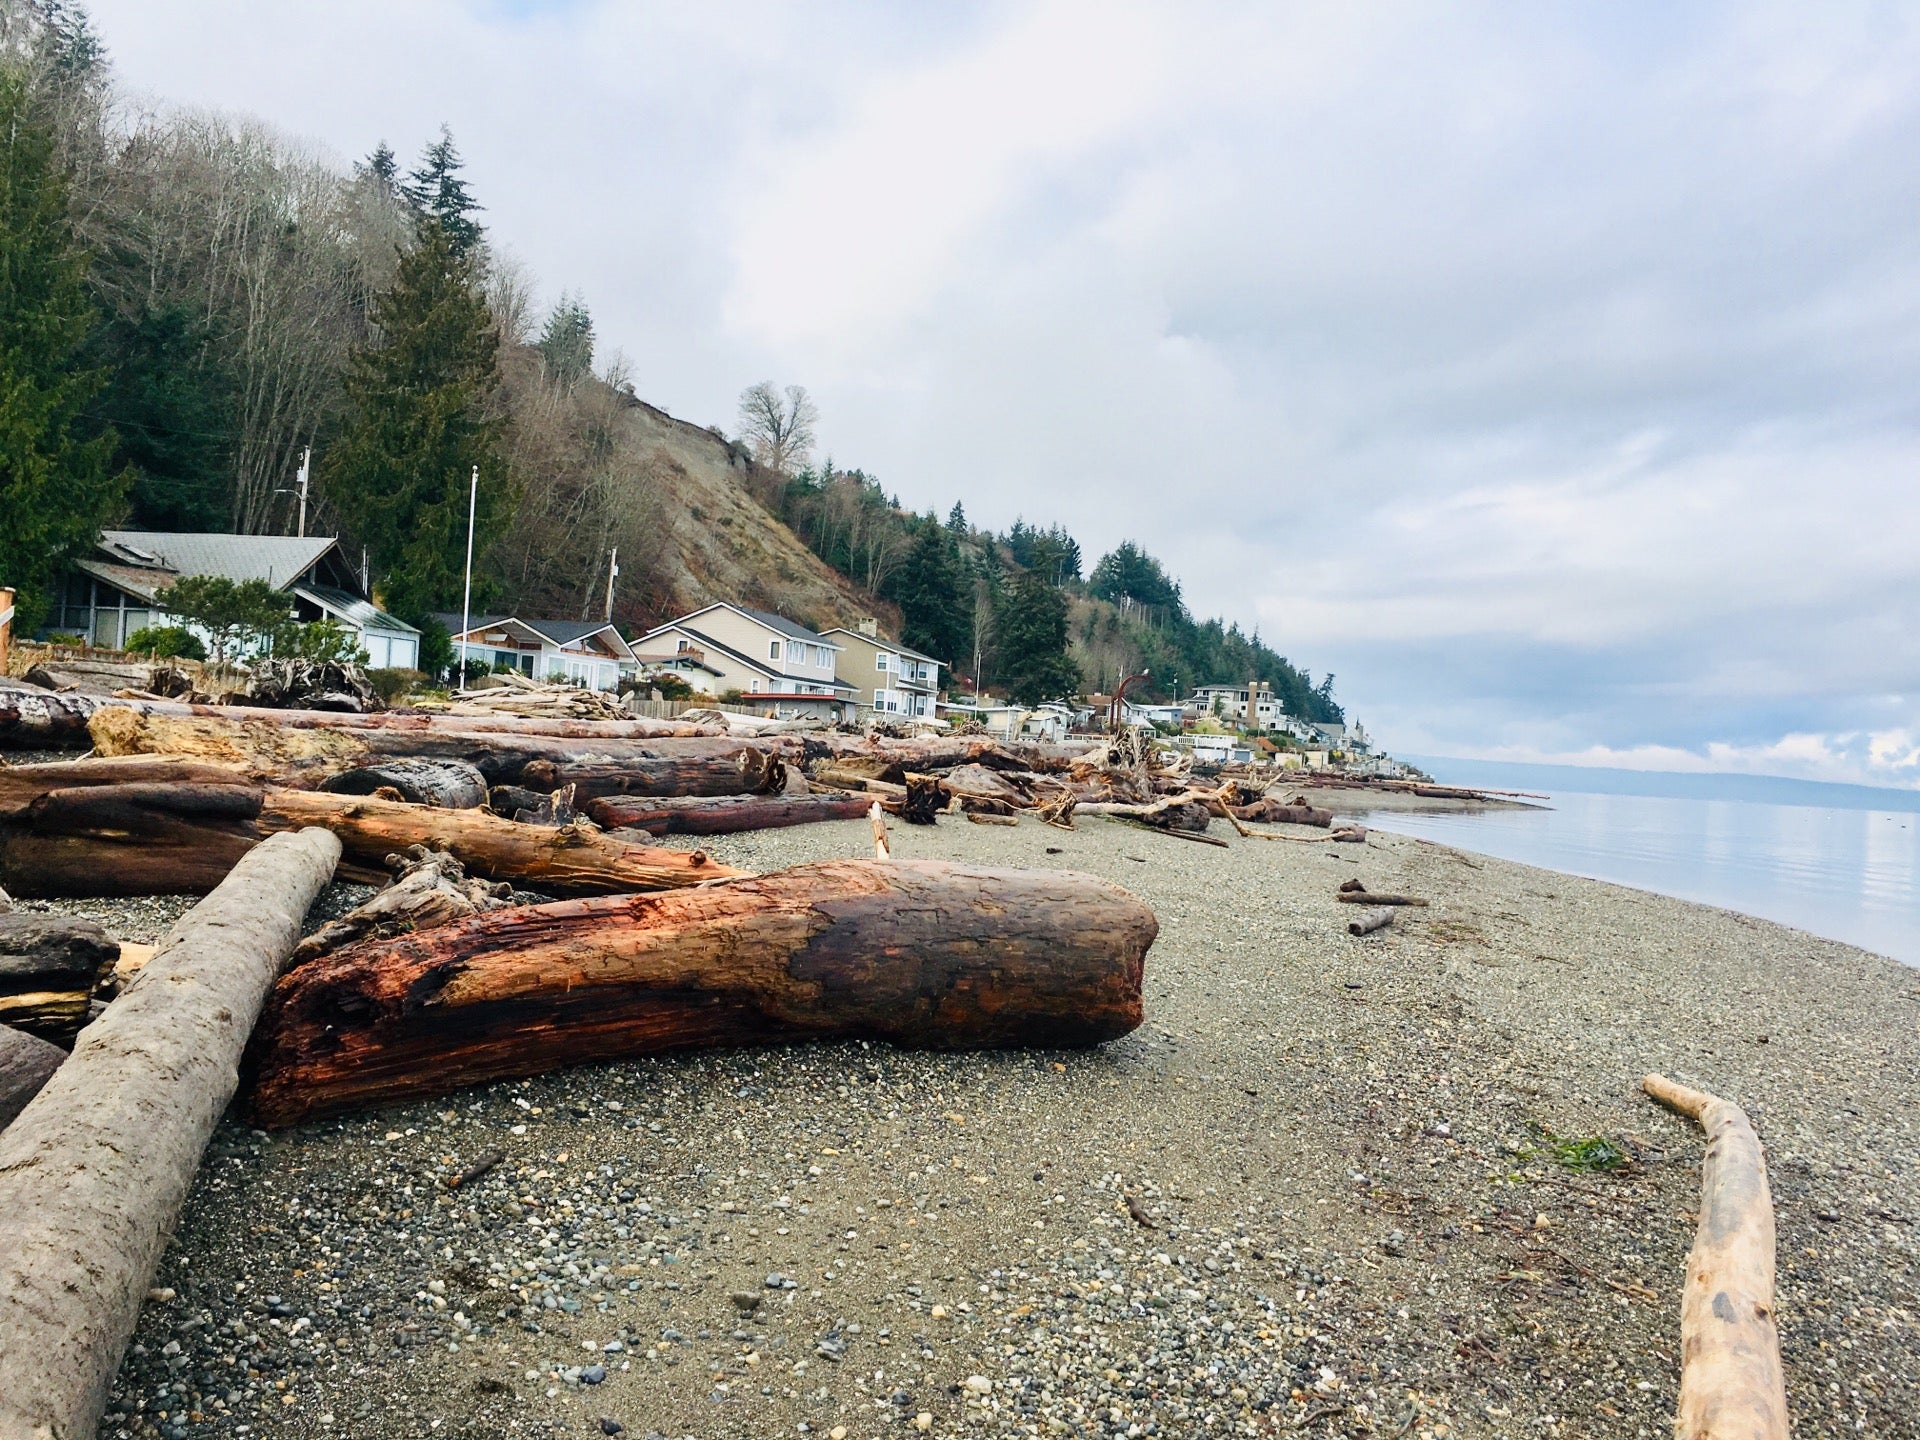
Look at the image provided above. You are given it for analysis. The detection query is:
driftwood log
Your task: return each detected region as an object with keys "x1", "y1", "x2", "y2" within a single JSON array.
[
  {"x1": 320, "y1": 757, "x2": 489, "y2": 809},
  {"x1": 1643, "y1": 1073, "x2": 1790, "y2": 1440},
  {"x1": 0, "y1": 828, "x2": 342, "y2": 1440},
  {"x1": 489, "y1": 784, "x2": 578, "y2": 826},
  {"x1": 0, "y1": 1024, "x2": 64, "y2": 1130},
  {"x1": 0, "y1": 762, "x2": 745, "y2": 897},
  {"x1": 520, "y1": 749, "x2": 784, "y2": 801},
  {"x1": 1334, "y1": 889, "x2": 1429, "y2": 908},
  {"x1": 0, "y1": 914, "x2": 122, "y2": 1038},
  {"x1": 246, "y1": 859, "x2": 1157, "y2": 1126},
  {"x1": 1231, "y1": 798, "x2": 1334, "y2": 827},
  {"x1": 586, "y1": 792, "x2": 873, "y2": 837},
  {"x1": 1347, "y1": 907, "x2": 1394, "y2": 936}
]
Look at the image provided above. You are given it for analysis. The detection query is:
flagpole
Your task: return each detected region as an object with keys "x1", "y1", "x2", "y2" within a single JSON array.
[{"x1": 459, "y1": 465, "x2": 477, "y2": 684}]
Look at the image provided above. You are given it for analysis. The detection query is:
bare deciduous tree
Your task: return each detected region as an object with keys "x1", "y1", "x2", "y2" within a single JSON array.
[{"x1": 736, "y1": 381, "x2": 817, "y2": 475}]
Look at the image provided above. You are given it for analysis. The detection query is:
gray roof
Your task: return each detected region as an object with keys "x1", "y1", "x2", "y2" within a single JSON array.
[
  {"x1": 432, "y1": 613, "x2": 632, "y2": 657},
  {"x1": 100, "y1": 531, "x2": 336, "y2": 589},
  {"x1": 642, "y1": 623, "x2": 858, "y2": 693},
  {"x1": 821, "y1": 628, "x2": 943, "y2": 667},
  {"x1": 738, "y1": 606, "x2": 834, "y2": 646},
  {"x1": 296, "y1": 584, "x2": 418, "y2": 636}
]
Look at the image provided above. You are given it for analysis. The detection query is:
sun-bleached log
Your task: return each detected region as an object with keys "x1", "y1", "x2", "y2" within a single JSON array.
[
  {"x1": 519, "y1": 747, "x2": 784, "y2": 801},
  {"x1": 0, "y1": 829, "x2": 342, "y2": 1440},
  {"x1": 245, "y1": 859, "x2": 1157, "y2": 1126},
  {"x1": 586, "y1": 791, "x2": 874, "y2": 836},
  {"x1": 1642, "y1": 1073, "x2": 1790, "y2": 1440}
]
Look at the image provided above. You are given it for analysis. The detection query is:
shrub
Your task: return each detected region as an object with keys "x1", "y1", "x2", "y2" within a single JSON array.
[
  {"x1": 273, "y1": 618, "x2": 368, "y2": 665},
  {"x1": 652, "y1": 673, "x2": 695, "y2": 701},
  {"x1": 125, "y1": 625, "x2": 207, "y2": 661},
  {"x1": 367, "y1": 667, "x2": 426, "y2": 706}
]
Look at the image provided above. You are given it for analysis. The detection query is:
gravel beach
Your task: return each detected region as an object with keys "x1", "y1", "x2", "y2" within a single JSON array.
[{"x1": 34, "y1": 804, "x2": 1915, "y2": 1439}]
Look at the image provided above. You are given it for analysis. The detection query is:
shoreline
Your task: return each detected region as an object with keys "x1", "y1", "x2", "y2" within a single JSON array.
[{"x1": 48, "y1": 811, "x2": 1920, "y2": 1438}]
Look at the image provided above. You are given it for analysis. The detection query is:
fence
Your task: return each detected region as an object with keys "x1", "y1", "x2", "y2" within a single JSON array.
[{"x1": 620, "y1": 697, "x2": 764, "y2": 720}]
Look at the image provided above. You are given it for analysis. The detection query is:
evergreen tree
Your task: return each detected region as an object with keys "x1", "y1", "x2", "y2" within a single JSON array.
[
  {"x1": 537, "y1": 292, "x2": 593, "y2": 387},
  {"x1": 0, "y1": 71, "x2": 126, "y2": 629},
  {"x1": 995, "y1": 568, "x2": 1080, "y2": 705},
  {"x1": 402, "y1": 126, "x2": 484, "y2": 258},
  {"x1": 883, "y1": 519, "x2": 971, "y2": 667},
  {"x1": 946, "y1": 500, "x2": 967, "y2": 535},
  {"x1": 89, "y1": 304, "x2": 231, "y2": 530},
  {"x1": 322, "y1": 217, "x2": 507, "y2": 624},
  {"x1": 1089, "y1": 540, "x2": 1183, "y2": 612},
  {"x1": 356, "y1": 141, "x2": 399, "y2": 200}
]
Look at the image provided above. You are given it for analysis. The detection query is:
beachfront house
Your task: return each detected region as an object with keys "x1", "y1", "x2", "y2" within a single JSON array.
[
  {"x1": 820, "y1": 620, "x2": 943, "y2": 720},
  {"x1": 433, "y1": 614, "x2": 637, "y2": 691},
  {"x1": 48, "y1": 530, "x2": 421, "y2": 668},
  {"x1": 1186, "y1": 683, "x2": 1280, "y2": 727},
  {"x1": 634, "y1": 603, "x2": 860, "y2": 722}
]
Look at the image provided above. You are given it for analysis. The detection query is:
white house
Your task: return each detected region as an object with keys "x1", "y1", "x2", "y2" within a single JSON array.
[
  {"x1": 820, "y1": 621, "x2": 942, "y2": 720},
  {"x1": 1185, "y1": 683, "x2": 1281, "y2": 727},
  {"x1": 434, "y1": 614, "x2": 637, "y2": 691},
  {"x1": 49, "y1": 531, "x2": 420, "y2": 668},
  {"x1": 635, "y1": 603, "x2": 860, "y2": 722}
]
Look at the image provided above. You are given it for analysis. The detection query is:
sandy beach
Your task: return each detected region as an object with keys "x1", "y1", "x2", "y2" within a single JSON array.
[{"x1": 59, "y1": 807, "x2": 1917, "y2": 1440}]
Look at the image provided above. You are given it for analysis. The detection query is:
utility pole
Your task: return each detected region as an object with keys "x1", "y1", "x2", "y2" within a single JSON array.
[
  {"x1": 295, "y1": 447, "x2": 311, "y2": 538},
  {"x1": 459, "y1": 466, "x2": 477, "y2": 684},
  {"x1": 604, "y1": 547, "x2": 619, "y2": 623},
  {"x1": 0, "y1": 587, "x2": 14, "y2": 677}
]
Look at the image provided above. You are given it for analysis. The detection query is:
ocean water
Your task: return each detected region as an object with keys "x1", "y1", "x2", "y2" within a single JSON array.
[{"x1": 1352, "y1": 761, "x2": 1920, "y2": 966}]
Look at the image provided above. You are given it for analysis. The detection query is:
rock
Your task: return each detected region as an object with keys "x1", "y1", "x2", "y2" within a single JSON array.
[
  {"x1": 582, "y1": 1363, "x2": 607, "y2": 1384},
  {"x1": 598, "y1": 1421, "x2": 624, "y2": 1437},
  {"x1": 730, "y1": 1290, "x2": 763, "y2": 1312}
]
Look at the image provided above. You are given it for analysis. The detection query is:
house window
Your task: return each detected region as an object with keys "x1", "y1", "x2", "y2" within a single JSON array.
[
  {"x1": 676, "y1": 638, "x2": 690, "y2": 652},
  {"x1": 749, "y1": 678, "x2": 760, "y2": 692},
  {"x1": 876, "y1": 654, "x2": 889, "y2": 672},
  {"x1": 768, "y1": 640, "x2": 782, "y2": 661}
]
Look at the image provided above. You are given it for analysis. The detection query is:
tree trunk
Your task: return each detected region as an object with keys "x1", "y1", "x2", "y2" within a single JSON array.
[
  {"x1": 245, "y1": 858, "x2": 1157, "y2": 1126},
  {"x1": 0, "y1": 1024, "x2": 63, "y2": 1131},
  {"x1": 1347, "y1": 907, "x2": 1394, "y2": 936},
  {"x1": 291, "y1": 847, "x2": 512, "y2": 966},
  {"x1": 259, "y1": 789, "x2": 746, "y2": 894},
  {"x1": 1334, "y1": 889, "x2": 1429, "y2": 908},
  {"x1": 586, "y1": 792, "x2": 874, "y2": 836},
  {"x1": 0, "y1": 828, "x2": 342, "y2": 1440},
  {"x1": 320, "y1": 758, "x2": 490, "y2": 809},
  {"x1": 0, "y1": 782, "x2": 266, "y2": 897},
  {"x1": 1642, "y1": 1074, "x2": 1790, "y2": 1440},
  {"x1": 1231, "y1": 799, "x2": 1334, "y2": 827},
  {"x1": 0, "y1": 683, "x2": 110, "y2": 749},
  {"x1": 0, "y1": 756, "x2": 249, "y2": 819},
  {"x1": 0, "y1": 915, "x2": 123, "y2": 1038},
  {"x1": 519, "y1": 747, "x2": 784, "y2": 801}
]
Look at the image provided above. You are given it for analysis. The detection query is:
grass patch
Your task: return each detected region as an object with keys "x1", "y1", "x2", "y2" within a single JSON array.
[{"x1": 1541, "y1": 1134, "x2": 1628, "y2": 1173}]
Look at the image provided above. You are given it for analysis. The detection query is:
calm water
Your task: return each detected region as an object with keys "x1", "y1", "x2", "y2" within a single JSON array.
[{"x1": 1354, "y1": 780, "x2": 1920, "y2": 966}]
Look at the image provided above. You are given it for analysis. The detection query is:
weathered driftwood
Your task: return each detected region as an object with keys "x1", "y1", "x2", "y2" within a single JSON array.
[
  {"x1": 900, "y1": 776, "x2": 946, "y2": 825},
  {"x1": 0, "y1": 914, "x2": 122, "y2": 1037},
  {"x1": 586, "y1": 791, "x2": 872, "y2": 837},
  {"x1": 0, "y1": 828, "x2": 341, "y2": 1440},
  {"x1": 965, "y1": 811, "x2": 1018, "y2": 827},
  {"x1": 1347, "y1": 907, "x2": 1394, "y2": 936},
  {"x1": 246, "y1": 858, "x2": 1157, "y2": 1126},
  {"x1": 1231, "y1": 798, "x2": 1334, "y2": 827},
  {"x1": 1077, "y1": 793, "x2": 1214, "y2": 832},
  {"x1": 291, "y1": 847, "x2": 514, "y2": 966},
  {"x1": 0, "y1": 1024, "x2": 64, "y2": 1130},
  {"x1": 869, "y1": 801, "x2": 892, "y2": 859},
  {"x1": 519, "y1": 747, "x2": 784, "y2": 800},
  {"x1": 1335, "y1": 888, "x2": 1429, "y2": 908},
  {"x1": 489, "y1": 783, "x2": 578, "y2": 826},
  {"x1": 1110, "y1": 815, "x2": 1229, "y2": 847},
  {"x1": 320, "y1": 757, "x2": 489, "y2": 808},
  {"x1": 259, "y1": 790, "x2": 744, "y2": 894},
  {"x1": 1642, "y1": 1073, "x2": 1790, "y2": 1440}
]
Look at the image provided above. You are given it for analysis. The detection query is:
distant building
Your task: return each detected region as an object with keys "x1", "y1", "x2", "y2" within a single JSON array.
[
  {"x1": 635, "y1": 603, "x2": 860, "y2": 722},
  {"x1": 1185, "y1": 683, "x2": 1280, "y2": 727},
  {"x1": 49, "y1": 530, "x2": 420, "y2": 668},
  {"x1": 820, "y1": 621, "x2": 942, "y2": 720},
  {"x1": 434, "y1": 614, "x2": 636, "y2": 691}
]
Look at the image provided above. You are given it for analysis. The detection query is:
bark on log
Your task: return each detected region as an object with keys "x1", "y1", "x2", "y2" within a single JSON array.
[
  {"x1": 1334, "y1": 889, "x2": 1429, "y2": 908},
  {"x1": 321, "y1": 758, "x2": 489, "y2": 809},
  {"x1": 519, "y1": 747, "x2": 783, "y2": 801},
  {"x1": 1347, "y1": 907, "x2": 1394, "y2": 936},
  {"x1": 0, "y1": 755, "x2": 249, "y2": 819},
  {"x1": 586, "y1": 792, "x2": 873, "y2": 837},
  {"x1": 0, "y1": 914, "x2": 122, "y2": 1038},
  {"x1": 1231, "y1": 799, "x2": 1335, "y2": 827},
  {"x1": 0, "y1": 1025, "x2": 64, "y2": 1130},
  {"x1": 291, "y1": 847, "x2": 514, "y2": 966},
  {"x1": 0, "y1": 682, "x2": 102, "y2": 749},
  {"x1": 1642, "y1": 1073, "x2": 1790, "y2": 1440},
  {"x1": 489, "y1": 784, "x2": 578, "y2": 827},
  {"x1": 259, "y1": 790, "x2": 745, "y2": 894},
  {"x1": 245, "y1": 858, "x2": 1157, "y2": 1126},
  {"x1": 0, "y1": 828, "x2": 342, "y2": 1440}
]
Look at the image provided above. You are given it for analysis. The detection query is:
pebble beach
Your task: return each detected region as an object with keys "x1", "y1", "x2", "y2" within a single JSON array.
[{"x1": 40, "y1": 799, "x2": 1917, "y2": 1440}]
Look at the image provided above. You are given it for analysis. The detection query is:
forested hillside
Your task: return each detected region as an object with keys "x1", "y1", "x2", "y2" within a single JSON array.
[{"x1": 0, "y1": 0, "x2": 1338, "y2": 721}]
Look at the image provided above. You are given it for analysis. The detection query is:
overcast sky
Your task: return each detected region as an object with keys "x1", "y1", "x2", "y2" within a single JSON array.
[{"x1": 84, "y1": 1, "x2": 1920, "y2": 788}]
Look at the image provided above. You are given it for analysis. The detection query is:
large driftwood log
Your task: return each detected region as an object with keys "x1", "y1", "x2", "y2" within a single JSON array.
[
  {"x1": 0, "y1": 914, "x2": 122, "y2": 1038},
  {"x1": 1643, "y1": 1074, "x2": 1790, "y2": 1440},
  {"x1": 320, "y1": 757, "x2": 490, "y2": 809},
  {"x1": 520, "y1": 747, "x2": 784, "y2": 801},
  {"x1": 0, "y1": 1024, "x2": 64, "y2": 1130},
  {"x1": 258, "y1": 789, "x2": 744, "y2": 894},
  {"x1": 1231, "y1": 798, "x2": 1335, "y2": 827},
  {"x1": 586, "y1": 791, "x2": 874, "y2": 836},
  {"x1": 0, "y1": 828, "x2": 342, "y2": 1440},
  {"x1": 246, "y1": 859, "x2": 1158, "y2": 1126},
  {"x1": 0, "y1": 682, "x2": 107, "y2": 748},
  {"x1": 0, "y1": 781, "x2": 264, "y2": 896}
]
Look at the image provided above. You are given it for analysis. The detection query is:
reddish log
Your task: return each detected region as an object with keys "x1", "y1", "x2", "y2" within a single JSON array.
[{"x1": 586, "y1": 792, "x2": 873, "y2": 836}]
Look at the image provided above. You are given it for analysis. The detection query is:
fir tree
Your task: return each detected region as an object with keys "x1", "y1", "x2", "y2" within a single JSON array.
[
  {"x1": 884, "y1": 520, "x2": 971, "y2": 667},
  {"x1": 537, "y1": 292, "x2": 594, "y2": 387},
  {"x1": 357, "y1": 141, "x2": 399, "y2": 199},
  {"x1": 0, "y1": 71, "x2": 126, "y2": 629},
  {"x1": 89, "y1": 304, "x2": 232, "y2": 530},
  {"x1": 995, "y1": 567, "x2": 1080, "y2": 705},
  {"x1": 946, "y1": 500, "x2": 967, "y2": 535},
  {"x1": 322, "y1": 217, "x2": 507, "y2": 625},
  {"x1": 402, "y1": 126, "x2": 484, "y2": 258}
]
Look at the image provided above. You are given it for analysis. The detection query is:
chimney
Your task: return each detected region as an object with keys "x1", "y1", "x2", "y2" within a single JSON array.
[{"x1": 856, "y1": 617, "x2": 879, "y2": 638}]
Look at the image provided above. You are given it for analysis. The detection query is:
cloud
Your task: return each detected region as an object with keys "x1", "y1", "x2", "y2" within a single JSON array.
[{"x1": 79, "y1": 0, "x2": 1920, "y2": 787}]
